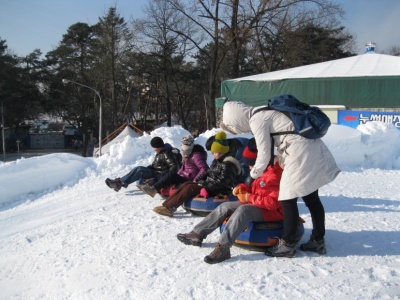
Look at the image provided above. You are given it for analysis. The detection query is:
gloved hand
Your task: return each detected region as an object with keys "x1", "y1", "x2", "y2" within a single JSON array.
[
  {"x1": 244, "y1": 176, "x2": 255, "y2": 188},
  {"x1": 232, "y1": 184, "x2": 248, "y2": 196},
  {"x1": 144, "y1": 178, "x2": 156, "y2": 186},
  {"x1": 236, "y1": 193, "x2": 249, "y2": 203},
  {"x1": 199, "y1": 188, "x2": 208, "y2": 198}
]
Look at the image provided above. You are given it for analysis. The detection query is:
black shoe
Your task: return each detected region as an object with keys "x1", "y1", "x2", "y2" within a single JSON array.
[
  {"x1": 265, "y1": 239, "x2": 296, "y2": 258},
  {"x1": 177, "y1": 231, "x2": 203, "y2": 247},
  {"x1": 105, "y1": 178, "x2": 122, "y2": 192},
  {"x1": 300, "y1": 238, "x2": 327, "y2": 254},
  {"x1": 204, "y1": 244, "x2": 231, "y2": 264}
]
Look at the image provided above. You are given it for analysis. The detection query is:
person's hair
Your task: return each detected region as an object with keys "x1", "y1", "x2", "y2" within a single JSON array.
[
  {"x1": 205, "y1": 136, "x2": 215, "y2": 151},
  {"x1": 150, "y1": 137, "x2": 164, "y2": 148}
]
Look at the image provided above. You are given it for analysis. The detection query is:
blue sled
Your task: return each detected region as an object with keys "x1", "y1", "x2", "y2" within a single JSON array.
[{"x1": 220, "y1": 219, "x2": 305, "y2": 252}]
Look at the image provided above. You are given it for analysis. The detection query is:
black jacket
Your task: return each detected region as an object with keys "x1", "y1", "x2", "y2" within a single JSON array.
[
  {"x1": 196, "y1": 154, "x2": 241, "y2": 196},
  {"x1": 149, "y1": 143, "x2": 181, "y2": 175}
]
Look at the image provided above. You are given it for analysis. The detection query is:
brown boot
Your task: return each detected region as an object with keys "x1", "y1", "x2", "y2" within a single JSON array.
[
  {"x1": 204, "y1": 244, "x2": 231, "y2": 264},
  {"x1": 141, "y1": 185, "x2": 158, "y2": 197},
  {"x1": 177, "y1": 231, "x2": 203, "y2": 247},
  {"x1": 105, "y1": 178, "x2": 123, "y2": 192},
  {"x1": 153, "y1": 206, "x2": 174, "y2": 217}
]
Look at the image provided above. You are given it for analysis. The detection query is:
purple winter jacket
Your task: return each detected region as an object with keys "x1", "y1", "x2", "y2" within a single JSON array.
[{"x1": 177, "y1": 144, "x2": 209, "y2": 182}]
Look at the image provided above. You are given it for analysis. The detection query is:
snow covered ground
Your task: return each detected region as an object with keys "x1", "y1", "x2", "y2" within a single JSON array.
[{"x1": 0, "y1": 122, "x2": 400, "y2": 300}]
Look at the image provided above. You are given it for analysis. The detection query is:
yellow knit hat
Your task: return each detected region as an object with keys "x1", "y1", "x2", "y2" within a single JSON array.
[{"x1": 211, "y1": 131, "x2": 229, "y2": 154}]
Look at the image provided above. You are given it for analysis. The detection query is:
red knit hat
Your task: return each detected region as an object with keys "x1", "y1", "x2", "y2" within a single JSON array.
[{"x1": 241, "y1": 138, "x2": 257, "y2": 166}]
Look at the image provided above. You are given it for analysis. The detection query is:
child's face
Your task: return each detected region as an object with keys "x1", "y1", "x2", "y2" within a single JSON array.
[
  {"x1": 181, "y1": 148, "x2": 191, "y2": 157},
  {"x1": 212, "y1": 152, "x2": 224, "y2": 160},
  {"x1": 153, "y1": 147, "x2": 163, "y2": 153}
]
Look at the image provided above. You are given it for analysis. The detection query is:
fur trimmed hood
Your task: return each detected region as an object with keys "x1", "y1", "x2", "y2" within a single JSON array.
[{"x1": 223, "y1": 156, "x2": 242, "y2": 175}]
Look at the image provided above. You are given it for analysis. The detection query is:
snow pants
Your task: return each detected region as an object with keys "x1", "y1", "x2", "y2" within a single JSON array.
[{"x1": 193, "y1": 201, "x2": 264, "y2": 247}]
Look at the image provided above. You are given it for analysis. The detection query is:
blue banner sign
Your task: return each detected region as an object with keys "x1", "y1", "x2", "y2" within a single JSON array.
[{"x1": 338, "y1": 110, "x2": 400, "y2": 130}]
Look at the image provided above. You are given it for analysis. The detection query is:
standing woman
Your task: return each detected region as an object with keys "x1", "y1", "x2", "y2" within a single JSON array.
[{"x1": 220, "y1": 101, "x2": 340, "y2": 258}]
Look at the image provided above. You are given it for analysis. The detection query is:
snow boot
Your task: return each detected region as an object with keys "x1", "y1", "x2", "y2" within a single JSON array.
[
  {"x1": 105, "y1": 178, "x2": 123, "y2": 192},
  {"x1": 265, "y1": 239, "x2": 296, "y2": 258},
  {"x1": 141, "y1": 185, "x2": 158, "y2": 198},
  {"x1": 136, "y1": 183, "x2": 147, "y2": 193},
  {"x1": 300, "y1": 238, "x2": 327, "y2": 254},
  {"x1": 153, "y1": 206, "x2": 174, "y2": 217},
  {"x1": 177, "y1": 231, "x2": 203, "y2": 247},
  {"x1": 204, "y1": 243, "x2": 231, "y2": 264}
]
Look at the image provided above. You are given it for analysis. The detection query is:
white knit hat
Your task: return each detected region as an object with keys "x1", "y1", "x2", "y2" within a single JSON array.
[{"x1": 181, "y1": 135, "x2": 195, "y2": 156}]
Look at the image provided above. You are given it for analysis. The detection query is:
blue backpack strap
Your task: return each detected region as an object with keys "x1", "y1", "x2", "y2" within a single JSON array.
[
  {"x1": 252, "y1": 105, "x2": 293, "y2": 167},
  {"x1": 252, "y1": 105, "x2": 295, "y2": 136}
]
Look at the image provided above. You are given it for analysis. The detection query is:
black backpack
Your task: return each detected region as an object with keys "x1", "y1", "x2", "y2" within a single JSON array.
[{"x1": 252, "y1": 94, "x2": 331, "y2": 166}]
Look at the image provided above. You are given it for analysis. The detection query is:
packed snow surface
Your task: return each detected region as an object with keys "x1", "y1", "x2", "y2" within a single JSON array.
[{"x1": 1, "y1": 123, "x2": 400, "y2": 299}]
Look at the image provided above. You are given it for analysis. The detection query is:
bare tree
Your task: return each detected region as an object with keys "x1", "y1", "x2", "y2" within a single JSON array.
[
  {"x1": 132, "y1": 0, "x2": 199, "y2": 128},
  {"x1": 165, "y1": 0, "x2": 344, "y2": 128},
  {"x1": 249, "y1": 0, "x2": 348, "y2": 72},
  {"x1": 382, "y1": 45, "x2": 400, "y2": 56}
]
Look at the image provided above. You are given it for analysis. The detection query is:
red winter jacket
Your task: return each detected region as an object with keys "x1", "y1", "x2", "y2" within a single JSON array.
[{"x1": 236, "y1": 161, "x2": 284, "y2": 222}]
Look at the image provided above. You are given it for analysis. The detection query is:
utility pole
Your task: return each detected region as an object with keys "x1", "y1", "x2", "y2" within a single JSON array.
[{"x1": 1, "y1": 101, "x2": 5, "y2": 162}]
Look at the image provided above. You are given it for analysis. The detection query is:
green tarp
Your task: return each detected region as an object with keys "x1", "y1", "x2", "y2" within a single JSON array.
[
  {"x1": 218, "y1": 53, "x2": 400, "y2": 109},
  {"x1": 220, "y1": 76, "x2": 400, "y2": 108}
]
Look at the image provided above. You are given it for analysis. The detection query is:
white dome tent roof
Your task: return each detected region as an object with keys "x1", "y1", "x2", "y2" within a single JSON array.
[{"x1": 93, "y1": 124, "x2": 142, "y2": 157}]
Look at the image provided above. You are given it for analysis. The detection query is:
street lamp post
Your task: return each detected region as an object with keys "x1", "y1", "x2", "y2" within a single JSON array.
[
  {"x1": 1, "y1": 101, "x2": 5, "y2": 162},
  {"x1": 62, "y1": 79, "x2": 102, "y2": 156}
]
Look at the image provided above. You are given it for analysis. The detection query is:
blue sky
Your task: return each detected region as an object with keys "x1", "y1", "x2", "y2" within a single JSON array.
[{"x1": 1, "y1": 0, "x2": 400, "y2": 57}]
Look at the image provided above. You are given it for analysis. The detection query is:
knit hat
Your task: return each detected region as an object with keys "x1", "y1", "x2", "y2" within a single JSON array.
[
  {"x1": 210, "y1": 131, "x2": 229, "y2": 154},
  {"x1": 181, "y1": 135, "x2": 195, "y2": 156},
  {"x1": 150, "y1": 137, "x2": 164, "y2": 148},
  {"x1": 241, "y1": 138, "x2": 258, "y2": 166}
]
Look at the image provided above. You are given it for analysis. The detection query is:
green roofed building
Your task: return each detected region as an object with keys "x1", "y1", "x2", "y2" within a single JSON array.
[{"x1": 218, "y1": 47, "x2": 400, "y2": 111}]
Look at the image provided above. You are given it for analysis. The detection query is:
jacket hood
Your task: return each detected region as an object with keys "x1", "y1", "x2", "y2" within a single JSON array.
[
  {"x1": 223, "y1": 156, "x2": 242, "y2": 175},
  {"x1": 192, "y1": 144, "x2": 206, "y2": 153},
  {"x1": 162, "y1": 143, "x2": 173, "y2": 151},
  {"x1": 220, "y1": 101, "x2": 253, "y2": 134}
]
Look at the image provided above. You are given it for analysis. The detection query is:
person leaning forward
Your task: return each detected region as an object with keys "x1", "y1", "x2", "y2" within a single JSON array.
[{"x1": 220, "y1": 101, "x2": 340, "y2": 258}]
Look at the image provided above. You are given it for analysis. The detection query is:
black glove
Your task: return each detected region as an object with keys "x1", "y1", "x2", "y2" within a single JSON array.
[{"x1": 244, "y1": 176, "x2": 255, "y2": 188}]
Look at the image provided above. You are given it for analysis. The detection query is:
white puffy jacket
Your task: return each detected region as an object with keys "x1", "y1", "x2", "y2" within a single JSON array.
[{"x1": 221, "y1": 101, "x2": 340, "y2": 200}]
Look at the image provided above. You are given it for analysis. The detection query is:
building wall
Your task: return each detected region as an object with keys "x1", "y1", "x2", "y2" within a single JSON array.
[{"x1": 30, "y1": 133, "x2": 65, "y2": 149}]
